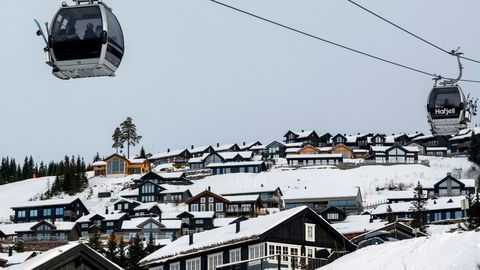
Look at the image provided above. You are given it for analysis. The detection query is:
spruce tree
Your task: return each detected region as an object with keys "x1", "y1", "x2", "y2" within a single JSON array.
[
  {"x1": 410, "y1": 182, "x2": 427, "y2": 234},
  {"x1": 105, "y1": 233, "x2": 119, "y2": 263},
  {"x1": 139, "y1": 146, "x2": 147, "y2": 159},
  {"x1": 120, "y1": 117, "x2": 142, "y2": 159},
  {"x1": 118, "y1": 237, "x2": 128, "y2": 268},
  {"x1": 13, "y1": 241, "x2": 24, "y2": 252},
  {"x1": 127, "y1": 234, "x2": 147, "y2": 270},
  {"x1": 469, "y1": 132, "x2": 480, "y2": 165},
  {"x1": 93, "y1": 152, "x2": 101, "y2": 162},
  {"x1": 112, "y1": 127, "x2": 124, "y2": 154},
  {"x1": 88, "y1": 226, "x2": 103, "y2": 253},
  {"x1": 145, "y1": 233, "x2": 158, "y2": 254},
  {"x1": 386, "y1": 205, "x2": 396, "y2": 224}
]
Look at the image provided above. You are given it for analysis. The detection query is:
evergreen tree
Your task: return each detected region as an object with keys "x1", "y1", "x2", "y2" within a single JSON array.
[
  {"x1": 105, "y1": 233, "x2": 119, "y2": 263},
  {"x1": 120, "y1": 117, "x2": 142, "y2": 159},
  {"x1": 88, "y1": 226, "x2": 103, "y2": 253},
  {"x1": 112, "y1": 127, "x2": 124, "y2": 154},
  {"x1": 469, "y1": 132, "x2": 480, "y2": 165},
  {"x1": 117, "y1": 237, "x2": 128, "y2": 268},
  {"x1": 145, "y1": 233, "x2": 158, "y2": 254},
  {"x1": 13, "y1": 241, "x2": 24, "y2": 253},
  {"x1": 386, "y1": 205, "x2": 396, "y2": 224},
  {"x1": 139, "y1": 146, "x2": 147, "y2": 159},
  {"x1": 93, "y1": 152, "x2": 101, "y2": 162},
  {"x1": 410, "y1": 182, "x2": 427, "y2": 234},
  {"x1": 127, "y1": 234, "x2": 147, "y2": 270}
]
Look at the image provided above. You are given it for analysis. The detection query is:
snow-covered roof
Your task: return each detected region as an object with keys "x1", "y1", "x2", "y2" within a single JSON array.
[
  {"x1": 240, "y1": 142, "x2": 261, "y2": 150},
  {"x1": 150, "y1": 149, "x2": 188, "y2": 160},
  {"x1": 118, "y1": 188, "x2": 138, "y2": 197},
  {"x1": 386, "y1": 190, "x2": 416, "y2": 200},
  {"x1": 0, "y1": 251, "x2": 36, "y2": 265},
  {"x1": 159, "y1": 185, "x2": 190, "y2": 194},
  {"x1": 140, "y1": 206, "x2": 311, "y2": 265},
  {"x1": 285, "y1": 148, "x2": 301, "y2": 153},
  {"x1": 372, "y1": 196, "x2": 465, "y2": 215},
  {"x1": 153, "y1": 163, "x2": 175, "y2": 172},
  {"x1": 129, "y1": 158, "x2": 146, "y2": 164},
  {"x1": 18, "y1": 221, "x2": 77, "y2": 232},
  {"x1": 222, "y1": 195, "x2": 260, "y2": 202},
  {"x1": 285, "y1": 142, "x2": 303, "y2": 148},
  {"x1": 352, "y1": 149, "x2": 369, "y2": 153},
  {"x1": 188, "y1": 153, "x2": 209, "y2": 163},
  {"x1": 189, "y1": 146, "x2": 211, "y2": 154},
  {"x1": 206, "y1": 161, "x2": 264, "y2": 168},
  {"x1": 76, "y1": 212, "x2": 126, "y2": 223},
  {"x1": 218, "y1": 151, "x2": 253, "y2": 160},
  {"x1": 285, "y1": 154, "x2": 343, "y2": 159},
  {"x1": 295, "y1": 130, "x2": 315, "y2": 139},
  {"x1": 250, "y1": 145, "x2": 266, "y2": 150},
  {"x1": 371, "y1": 146, "x2": 419, "y2": 153},
  {"x1": 0, "y1": 222, "x2": 37, "y2": 236},
  {"x1": 319, "y1": 147, "x2": 332, "y2": 152},
  {"x1": 187, "y1": 211, "x2": 216, "y2": 219},
  {"x1": 213, "y1": 217, "x2": 240, "y2": 227},
  {"x1": 133, "y1": 202, "x2": 160, "y2": 212},
  {"x1": 156, "y1": 172, "x2": 185, "y2": 179},
  {"x1": 426, "y1": 147, "x2": 448, "y2": 151},
  {"x1": 330, "y1": 215, "x2": 385, "y2": 235},
  {"x1": 5, "y1": 242, "x2": 122, "y2": 270},
  {"x1": 320, "y1": 231, "x2": 480, "y2": 270},
  {"x1": 121, "y1": 217, "x2": 162, "y2": 230},
  {"x1": 422, "y1": 178, "x2": 476, "y2": 189},
  {"x1": 214, "y1": 144, "x2": 237, "y2": 152},
  {"x1": 283, "y1": 187, "x2": 359, "y2": 200},
  {"x1": 11, "y1": 197, "x2": 81, "y2": 209},
  {"x1": 92, "y1": 161, "x2": 106, "y2": 166},
  {"x1": 413, "y1": 134, "x2": 434, "y2": 141}
]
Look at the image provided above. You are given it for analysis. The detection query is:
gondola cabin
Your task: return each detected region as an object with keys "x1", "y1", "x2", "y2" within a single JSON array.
[
  {"x1": 427, "y1": 85, "x2": 470, "y2": 136},
  {"x1": 38, "y1": 0, "x2": 124, "y2": 79}
]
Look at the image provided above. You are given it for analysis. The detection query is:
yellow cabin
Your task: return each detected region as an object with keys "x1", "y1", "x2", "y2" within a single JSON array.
[{"x1": 93, "y1": 154, "x2": 150, "y2": 176}]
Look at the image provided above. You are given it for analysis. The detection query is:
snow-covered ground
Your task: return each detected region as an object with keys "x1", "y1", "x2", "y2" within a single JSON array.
[
  {"x1": 190, "y1": 156, "x2": 476, "y2": 204},
  {"x1": 0, "y1": 156, "x2": 475, "y2": 222},
  {"x1": 319, "y1": 231, "x2": 480, "y2": 270}
]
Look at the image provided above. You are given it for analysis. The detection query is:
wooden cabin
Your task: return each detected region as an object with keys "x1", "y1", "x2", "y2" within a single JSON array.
[{"x1": 93, "y1": 153, "x2": 150, "y2": 176}]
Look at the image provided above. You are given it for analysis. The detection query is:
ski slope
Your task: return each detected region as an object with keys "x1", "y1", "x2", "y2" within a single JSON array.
[{"x1": 319, "y1": 231, "x2": 480, "y2": 270}]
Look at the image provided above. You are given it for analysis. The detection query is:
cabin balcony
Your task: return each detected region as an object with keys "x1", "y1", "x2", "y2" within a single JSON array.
[{"x1": 64, "y1": 210, "x2": 78, "y2": 220}]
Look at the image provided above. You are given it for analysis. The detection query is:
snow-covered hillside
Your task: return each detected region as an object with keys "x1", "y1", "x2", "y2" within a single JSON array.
[
  {"x1": 0, "y1": 156, "x2": 475, "y2": 222},
  {"x1": 319, "y1": 231, "x2": 480, "y2": 270},
  {"x1": 190, "y1": 156, "x2": 476, "y2": 204}
]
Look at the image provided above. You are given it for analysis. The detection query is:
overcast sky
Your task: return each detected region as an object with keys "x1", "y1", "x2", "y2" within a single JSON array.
[{"x1": 1, "y1": 0, "x2": 480, "y2": 162}]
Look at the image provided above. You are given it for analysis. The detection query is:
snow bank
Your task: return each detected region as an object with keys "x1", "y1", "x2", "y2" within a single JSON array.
[{"x1": 319, "y1": 232, "x2": 480, "y2": 270}]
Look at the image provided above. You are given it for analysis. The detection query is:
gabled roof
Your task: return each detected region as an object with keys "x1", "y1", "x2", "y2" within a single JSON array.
[
  {"x1": 5, "y1": 243, "x2": 122, "y2": 270},
  {"x1": 76, "y1": 212, "x2": 127, "y2": 223},
  {"x1": 189, "y1": 146, "x2": 214, "y2": 154},
  {"x1": 16, "y1": 221, "x2": 77, "y2": 233},
  {"x1": 185, "y1": 190, "x2": 229, "y2": 204},
  {"x1": 11, "y1": 197, "x2": 87, "y2": 211},
  {"x1": 206, "y1": 161, "x2": 265, "y2": 168},
  {"x1": 177, "y1": 211, "x2": 216, "y2": 219},
  {"x1": 222, "y1": 195, "x2": 260, "y2": 203},
  {"x1": 285, "y1": 154, "x2": 343, "y2": 159},
  {"x1": 371, "y1": 144, "x2": 420, "y2": 153},
  {"x1": 149, "y1": 149, "x2": 191, "y2": 160},
  {"x1": 133, "y1": 202, "x2": 163, "y2": 212},
  {"x1": 372, "y1": 196, "x2": 464, "y2": 215},
  {"x1": 320, "y1": 205, "x2": 347, "y2": 216},
  {"x1": 0, "y1": 222, "x2": 37, "y2": 236},
  {"x1": 213, "y1": 144, "x2": 239, "y2": 152},
  {"x1": 265, "y1": 140, "x2": 285, "y2": 148},
  {"x1": 218, "y1": 151, "x2": 253, "y2": 161},
  {"x1": 239, "y1": 141, "x2": 262, "y2": 150},
  {"x1": 0, "y1": 251, "x2": 36, "y2": 266},
  {"x1": 140, "y1": 206, "x2": 355, "y2": 266}
]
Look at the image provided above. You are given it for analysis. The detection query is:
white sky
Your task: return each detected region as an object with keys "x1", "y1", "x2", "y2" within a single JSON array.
[{"x1": 1, "y1": 0, "x2": 480, "y2": 162}]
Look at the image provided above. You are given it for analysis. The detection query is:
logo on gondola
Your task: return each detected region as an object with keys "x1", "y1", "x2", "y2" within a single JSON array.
[{"x1": 435, "y1": 108, "x2": 456, "y2": 116}]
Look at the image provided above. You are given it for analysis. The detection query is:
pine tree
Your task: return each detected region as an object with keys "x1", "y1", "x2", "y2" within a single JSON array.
[
  {"x1": 120, "y1": 117, "x2": 142, "y2": 159},
  {"x1": 88, "y1": 226, "x2": 103, "y2": 253},
  {"x1": 127, "y1": 234, "x2": 147, "y2": 270},
  {"x1": 112, "y1": 127, "x2": 124, "y2": 154},
  {"x1": 386, "y1": 205, "x2": 396, "y2": 224},
  {"x1": 469, "y1": 132, "x2": 480, "y2": 166},
  {"x1": 145, "y1": 233, "x2": 158, "y2": 254},
  {"x1": 93, "y1": 152, "x2": 101, "y2": 162},
  {"x1": 105, "y1": 233, "x2": 119, "y2": 263},
  {"x1": 139, "y1": 146, "x2": 147, "y2": 159},
  {"x1": 117, "y1": 237, "x2": 128, "y2": 268},
  {"x1": 410, "y1": 182, "x2": 427, "y2": 234}
]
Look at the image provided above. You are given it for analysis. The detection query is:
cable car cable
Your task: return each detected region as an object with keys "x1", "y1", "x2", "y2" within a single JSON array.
[
  {"x1": 208, "y1": 0, "x2": 480, "y2": 84},
  {"x1": 346, "y1": 0, "x2": 480, "y2": 65}
]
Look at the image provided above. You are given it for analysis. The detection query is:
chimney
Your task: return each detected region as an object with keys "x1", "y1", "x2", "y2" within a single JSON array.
[
  {"x1": 207, "y1": 186, "x2": 211, "y2": 192},
  {"x1": 447, "y1": 172, "x2": 452, "y2": 177},
  {"x1": 235, "y1": 221, "x2": 241, "y2": 233},
  {"x1": 189, "y1": 233, "x2": 194, "y2": 245},
  {"x1": 302, "y1": 130, "x2": 304, "y2": 132},
  {"x1": 105, "y1": 206, "x2": 109, "y2": 215},
  {"x1": 243, "y1": 142, "x2": 246, "y2": 146},
  {"x1": 159, "y1": 213, "x2": 162, "y2": 223},
  {"x1": 191, "y1": 145, "x2": 194, "y2": 150},
  {"x1": 217, "y1": 143, "x2": 220, "y2": 147},
  {"x1": 167, "y1": 148, "x2": 170, "y2": 153}
]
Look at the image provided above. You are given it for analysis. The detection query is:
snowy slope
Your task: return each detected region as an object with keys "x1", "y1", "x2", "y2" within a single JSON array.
[
  {"x1": 319, "y1": 232, "x2": 480, "y2": 270},
  {"x1": 0, "y1": 176, "x2": 55, "y2": 222},
  {"x1": 190, "y1": 156, "x2": 476, "y2": 204}
]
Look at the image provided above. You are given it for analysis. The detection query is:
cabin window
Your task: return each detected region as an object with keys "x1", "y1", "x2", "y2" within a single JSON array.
[
  {"x1": 56, "y1": 208, "x2": 64, "y2": 215},
  {"x1": 327, "y1": 213, "x2": 339, "y2": 220},
  {"x1": 200, "y1": 204, "x2": 206, "y2": 212},
  {"x1": 208, "y1": 197, "x2": 214, "y2": 203},
  {"x1": 18, "y1": 211, "x2": 26, "y2": 218},
  {"x1": 186, "y1": 257, "x2": 201, "y2": 270},
  {"x1": 230, "y1": 248, "x2": 241, "y2": 263},
  {"x1": 124, "y1": 203, "x2": 129, "y2": 209},
  {"x1": 150, "y1": 266, "x2": 163, "y2": 270},
  {"x1": 201, "y1": 198, "x2": 206, "y2": 203},
  {"x1": 170, "y1": 262, "x2": 180, "y2": 270},
  {"x1": 191, "y1": 204, "x2": 199, "y2": 212},
  {"x1": 216, "y1": 203, "x2": 224, "y2": 212},
  {"x1": 209, "y1": 204, "x2": 214, "y2": 211},
  {"x1": 142, "y1": 183, "x2": 155, "y2": 194},
  {"x1": 248, "y1": 243, "x2": 265, "y2": 265},
  {"x1": 30, "y1": 210, "x2": 38, "y2": 217},
  {"x1": 196, "y1": 219, "x2": 203, "y2": 224},
  {"x1": 81, "y1": 223, "x2": 89, "y2": 228},
  {"x1": 107, "y1": 222, "x2": 114, "y2": 227},
  {"x1": 282, "y1": 246, "x2": 289, "y2": 262},
  {"x1": 44, "y1": 209, "x2": 52, "y2": 216},
  {"x1": 208, "y1": 252, "x2": 223, "y2": 270},
  {"x1": 305, "y1": 223, "x2": 315, "y2": 242}
]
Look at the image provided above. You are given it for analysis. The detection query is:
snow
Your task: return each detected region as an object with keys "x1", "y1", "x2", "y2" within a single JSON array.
[
  {"x1": 5, "y1": 242, "x2": 122, "y2": 270},
  {"x1": 188, "y1": 211, "x2": 215, "y2": 219},
  {"x1": 330, "y1": 215, "x2": 386, "y2": 235},
  {"x1": 76, "y1": 213, "x2": 126, "y2": 223},
  {"x1": 159, "y1": 185, "x2": 191, "y2": 194},
  {"x1": 222, "y1": 195, "x2": 259, "y2": 202},
  {"x1": 218, "y1": 151, "x2": 253, "y2": 160},
  {"x1": 213, "y1": 144, "x2": 237, "y2": 152},
  {"x1": 371, "y1": 196, "x2": 465, "y2": 215},
  {"x1": 92, "y1": 161, "x2": 106, "y2": 166},
  {"x1": 150, "y1": 149, "x2": 187, "y2": 160},
  {"x1": 286, "y1": 154, "x2": 343, "y2": 159},
  {"x1": 213, "y1": 217, "x2": 240, "y2": 227},
  {"x1": 140, "y1": 206, "x2": 310, "y2": 265},
  {"x1": 319, "y1": 231, "x2": 480, "y2": 270},
  {"x1": 206, "y1": 161, "x2": 264, "y2": 168},
  {"x1": 11, "y1": 197, "x2": 81, "y2": 209},
  {"x1": 0, "y1": 252, "x2": 36, "y2": 265},
  {"x1": 0, "y1": 222, "x2": 37, "y2": 236}
]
